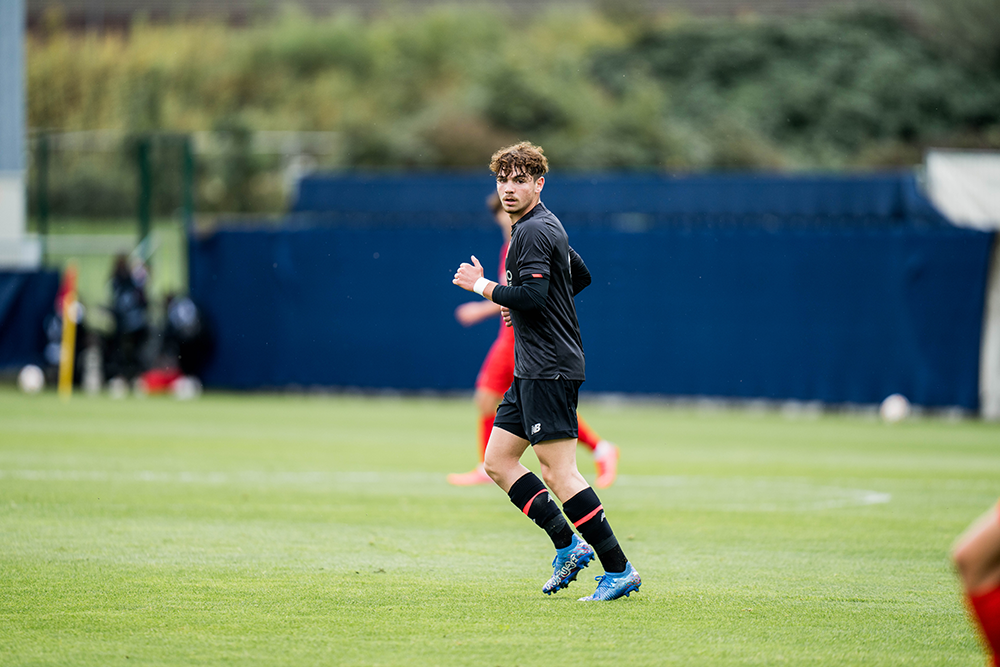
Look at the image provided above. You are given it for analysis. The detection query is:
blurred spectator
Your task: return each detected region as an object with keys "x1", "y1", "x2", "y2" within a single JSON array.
[
  {"x1": 107, "y1": 254, "x2": 150, "y2": 382},
  {"x1": 163, "y1": 293, "x2": 212, "y2": 377},
  {"x1": 136, "y1": 293, "x2": 213, "y2": 396}
]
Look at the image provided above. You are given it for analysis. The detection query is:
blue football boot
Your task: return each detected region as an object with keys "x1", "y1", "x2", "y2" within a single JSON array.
[
  {"x1": 542, "y1": 534, "x2": 595, "y2": 595},
  {"x1": 577, "y1": 562, "x2": 642, "y2": 601}
]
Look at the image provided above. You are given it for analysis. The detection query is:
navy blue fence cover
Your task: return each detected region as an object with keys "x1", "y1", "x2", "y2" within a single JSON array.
[
  {"x1": 0, "y1": 270, "x2": 60, "y2": 370},
  {"x1": 292, "y1": 171, "x2": 942, "y2": 227},
  {"x1": 191, "y1": 172, "x2": 993, "y2": 408}
]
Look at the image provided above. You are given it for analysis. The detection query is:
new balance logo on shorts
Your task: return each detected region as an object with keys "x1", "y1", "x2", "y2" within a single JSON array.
[{"x1": 531, "y1": 423, "x2": 541, "y2": 435}]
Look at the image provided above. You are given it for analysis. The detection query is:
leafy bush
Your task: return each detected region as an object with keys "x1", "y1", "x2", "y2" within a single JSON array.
[
  {"x1": 24, "y1": 0, "x2": 1000, "y2": 216},
  {"x1": 592, "y1": 7, "x2": 1000, "y2": 168},
  {"x1": 920, "y1": 0, "x2": 1000, "y2": 72}
]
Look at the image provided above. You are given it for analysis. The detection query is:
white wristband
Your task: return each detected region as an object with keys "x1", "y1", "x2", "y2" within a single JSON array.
[{"x1": 473, "y1": 277, "x2": 490, "y2": 296}]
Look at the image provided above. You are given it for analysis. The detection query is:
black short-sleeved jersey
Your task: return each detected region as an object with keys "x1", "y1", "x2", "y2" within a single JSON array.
[{"x1": 505, "y1": 203, "x2": 586, "y2": 381}]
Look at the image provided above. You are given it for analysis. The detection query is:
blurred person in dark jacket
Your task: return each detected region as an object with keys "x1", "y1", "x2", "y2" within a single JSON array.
[
  {"x1": 136, "y1": 293, "x2": 213, "y2": 396},
  {"x1": 107, "y1": 254, "x2": 150, "y2": 382}
]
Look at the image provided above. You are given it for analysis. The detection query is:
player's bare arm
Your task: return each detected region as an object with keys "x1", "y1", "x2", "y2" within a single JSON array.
[{"x1": 455, "y1": 300, "x2": 502, "y2": 327}]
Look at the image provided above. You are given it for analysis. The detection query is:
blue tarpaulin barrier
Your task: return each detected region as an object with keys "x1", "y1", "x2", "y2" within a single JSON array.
[
  {"x1": 191, "y1": 172, "x2": 993, "y2": 408},
  {"x1": 0, "y1": 270, "x2": 60, "y2": 370}
]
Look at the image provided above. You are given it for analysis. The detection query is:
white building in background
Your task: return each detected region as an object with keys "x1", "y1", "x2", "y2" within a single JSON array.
[
  {"x1": 0, "y1": 0, "x2": 39, "y2": 268},
  {"x1": 925, "y1": 149, "x2": 1000, "y2": 420}
]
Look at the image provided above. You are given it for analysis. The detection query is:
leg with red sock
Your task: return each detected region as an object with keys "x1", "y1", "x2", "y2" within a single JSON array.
[
  {"x1": 969, "y1": 587, "x2": 1000, "y2": 667},
  {"x1": 954, "y1": 502, "x2": 1000, "y2": 666},
  {"x1": 562, "y1": 487, "x2": 641, "y2": 601},
  {"x1": 577, "y1": 414, "x2": 619, "y2": 489},
  {"x1": 576, "y1": 415, "x2": 599, "y2": 452},
  {"x1": 506, "y1": 471, "x2": 597, "y2": 594},
  {"x1": 448, "y1": 390, "x2": 502, "y2": 486}
]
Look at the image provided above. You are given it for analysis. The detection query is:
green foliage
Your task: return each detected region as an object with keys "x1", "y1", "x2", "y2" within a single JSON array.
[
  {"x1": 1, "y1": 390, "x2": 996, "y2": 665},
  {"x1": 30, "y1": 133, "x2": 193, "y2": 219},
  {"x1": 248, "y1": 12, "x2": 376, "y2": 79},
  {"x1": 920, "y1": 0, "x2": 1000, "y2": 72},
  {"x1": 593, "y1": 8, "x2": 1000, "y2": 167},
  {"x1": 208, "y1": 116, "x2": 262, "y2": 213},
  {"x1": 25, "y1": 2, "x2": 1000, "y2": 183},
  {"x1": 46, "y1": 157, "x2": 136, "y2": 218},
  {"x1": 485, "y1": 64, "x2": 571, "y2": 134}
]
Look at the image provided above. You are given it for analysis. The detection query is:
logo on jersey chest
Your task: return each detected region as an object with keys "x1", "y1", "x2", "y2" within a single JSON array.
[{"x1": 506, "y1": 269, "x2": 513, "y2": 284}]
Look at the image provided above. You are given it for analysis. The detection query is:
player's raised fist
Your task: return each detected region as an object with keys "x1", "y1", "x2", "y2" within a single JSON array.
[{"x1": 453, "y1": 255, "x2": 485, "y2": 292}]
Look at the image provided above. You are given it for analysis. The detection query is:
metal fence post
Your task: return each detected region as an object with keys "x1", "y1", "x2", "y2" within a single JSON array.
[
  {"x1": 136, "y1": 135, "x2": 152, "y2": 261},
  {"x1": 35, "y1": 132, "x2": 49, "y2": 262},
  {"x1": 182, "y1": 134, "x2": 195, "y2": 234}
]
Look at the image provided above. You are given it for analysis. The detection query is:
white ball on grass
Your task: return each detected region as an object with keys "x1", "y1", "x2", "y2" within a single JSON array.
[
  {"x1": 879, "y1": 393, "x2": 911, "y2": 423},
  {"x1": 108, "y1": 376, "x2": 130, "y2": 399},
  {"x1": 17, "y1": 364, "x2": 45, "y2": 394},
  {"x1": 172, "y1": 376, "x2": 202, "y2": 400}
]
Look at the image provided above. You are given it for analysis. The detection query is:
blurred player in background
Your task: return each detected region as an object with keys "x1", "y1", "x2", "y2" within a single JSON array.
[
  {"x1": 453, "y1": 141, "x2": 640, "y2": 601},
  {"x1": 449, "y1": 193, "x2": 620, "y2": 488},
  {"x1": 107, "y1": 254, "x2": 150, "y2": 382},
  {"x1": 953, "y1": 502, "x2": 1000, "y2": 666}
]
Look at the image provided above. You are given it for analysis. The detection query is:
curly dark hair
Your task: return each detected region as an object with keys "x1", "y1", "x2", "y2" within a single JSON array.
[{"x1": 489, "y1": 141, "x2": 549, "y2": 179}]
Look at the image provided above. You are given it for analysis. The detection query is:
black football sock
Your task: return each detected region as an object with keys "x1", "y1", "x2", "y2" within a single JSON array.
[
  {"x1": 508, "y1": 472, "x2": 574, "y2": 549},
  {"x1": 563, "y1": 487, "x2": 628, "y2": 573}
]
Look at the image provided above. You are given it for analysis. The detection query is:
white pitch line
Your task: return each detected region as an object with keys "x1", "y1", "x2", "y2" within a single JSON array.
[
  {"x1": 611, "y1": 474, "x2": 891, "y2": 511},
  {"x1": 0, "y1": 469, "x2": 890, "y2": 511},
  {"x1": 0, "y1": 469, "x2": 443, "y2": 485}
]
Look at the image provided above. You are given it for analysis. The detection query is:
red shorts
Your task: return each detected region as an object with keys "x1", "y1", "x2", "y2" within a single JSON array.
[{"x1": 475, "y1": 326, "x2": 515, "y2": 395}]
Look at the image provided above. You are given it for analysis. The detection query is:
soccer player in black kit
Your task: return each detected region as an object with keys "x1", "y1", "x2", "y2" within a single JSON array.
[{"x1": 453, "y1": 141, "x2": 641, "y2": 601}]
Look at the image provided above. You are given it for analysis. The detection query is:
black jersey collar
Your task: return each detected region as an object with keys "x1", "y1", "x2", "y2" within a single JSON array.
[{"x1": 513, "y1": 202, "x2": 547, "y2": 227}]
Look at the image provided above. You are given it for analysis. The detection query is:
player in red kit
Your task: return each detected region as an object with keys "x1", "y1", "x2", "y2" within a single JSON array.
[
  {"x1": 954, "y1": 502, "x2": 1000, "y2": 666},
  {"x1": 448, "y1": 194, "x2": 620, "y2": 488}
]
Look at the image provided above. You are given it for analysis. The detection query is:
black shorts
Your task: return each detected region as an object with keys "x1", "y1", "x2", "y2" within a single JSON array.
[{"x1": 493, "y1": 377, "x2": 582, "y2": 445}]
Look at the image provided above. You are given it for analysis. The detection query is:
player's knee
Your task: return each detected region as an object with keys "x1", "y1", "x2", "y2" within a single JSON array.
[
  {"x1": 539, "y1": 465, "x2": 571, "y2": 495},
  {"x1": 952, "y1": 540, "x2": 976, "y2": 584},
  {"x1": 482, "y1": 455, "x2": 496, "y2": 476},
  {"x1": 482, "y1": 450, "x2": 505, "y2": 480}
]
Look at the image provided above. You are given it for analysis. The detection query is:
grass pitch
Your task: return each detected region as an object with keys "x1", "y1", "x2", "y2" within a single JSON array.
[{"x1": 1, "y1": 388, "x2": 997, "y2": 666}]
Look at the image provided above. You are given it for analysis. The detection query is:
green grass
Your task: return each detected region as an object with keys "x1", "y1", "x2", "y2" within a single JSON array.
[{"x1": 1, "y1": 387, "x2": 996, "y2": 665}]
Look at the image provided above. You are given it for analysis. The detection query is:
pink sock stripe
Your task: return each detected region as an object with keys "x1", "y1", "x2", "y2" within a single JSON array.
[
  {"x1": 573, "y1": 505, "x2": 603, "y2": 528},
  {"x1": 522, "y1": 490, "x2": 547, "y2": 516}
]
